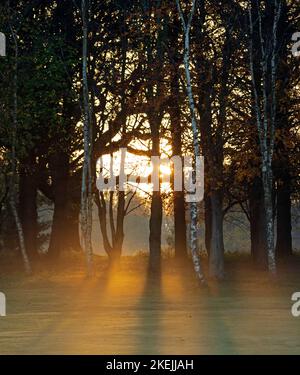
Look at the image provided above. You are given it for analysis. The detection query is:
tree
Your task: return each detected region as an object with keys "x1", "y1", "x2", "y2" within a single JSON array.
[
  {"x1": 274, "y1": 0, "x2": 294, "y2": 260},
  {"x1": 176, "y1": 0, "x2": 205, "y2": 283},
  {"x1": 248, "y1": 0, "x2": 283, "y2": 274},
  {"x1": 167, "y1": 3, "x2": 188, "y2": 260},
  {"x1": 80, "y1": 0, "x2": 93, "y2": 275}
]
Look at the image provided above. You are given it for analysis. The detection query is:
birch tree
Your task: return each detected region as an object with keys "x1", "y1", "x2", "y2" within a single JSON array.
[
  {"x1": 81, "y1": 0, "x2": 93, "y2": 275},
  {"x1": 248, "y1": 0, "x2": 282, "y2": 275},
  {"x1": 176, "y1": 0, "x2": 205, "y2": 283}
]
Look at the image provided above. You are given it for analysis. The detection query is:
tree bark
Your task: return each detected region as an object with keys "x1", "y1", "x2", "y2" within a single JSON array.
[
  {"x1": 95, "y1": 189, "x2": 126, "y2": 266},
  {"x1": 149, "y1": 118, "x2": 162, "y2": 272},
  {"x1": 169, "y1": 8, "x2": 187, "y2": 261},
  {"x1": 81, "y1": 0, "x2": 93, "y2": 275},
  {"x1": 170, "y1": 94, "x2": 187, "y2": 260},
  {"x1": 204, "y1": 187, "x2": 212, "y2": 256},
  {"x1": 209, "y1": 189, "x2": 224, "y2": 278},
  {"x1": 274, "y1": 0, "x2": 293, "y2": 260},
  {"x1": 248, "y1": 0, "x2": 282, "y2": 274},
  {"x1": 275, "y1": 170, "x2": 292, "y2": 258},
  {"x1": 48, "y1": 152, "x2": 69, "y2": 260},
  {"x1": 176, "y1": 0, "x2": 205, "y2": 283},
  {"x1": 65, "y1": 198, "x2": 82, "y2": 252},
  {"x1": 112, "y1": 190, "x2": 125, "y2": 265},
  {"x1": 249, "y1": 176, "x2": 268, "y2": 268},
  {"x1": 19, "y1": 154, "x2": 38, "y2": 259}
]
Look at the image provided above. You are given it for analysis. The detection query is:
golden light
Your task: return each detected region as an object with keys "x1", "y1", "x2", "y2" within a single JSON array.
[{"x1": 160, "y1": 163, "x2": 171, "y2": 176}]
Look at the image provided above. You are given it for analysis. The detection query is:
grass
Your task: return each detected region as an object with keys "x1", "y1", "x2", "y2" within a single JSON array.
[{"x1": 0, "y1": 253, "x2": 300, "y2": 354}]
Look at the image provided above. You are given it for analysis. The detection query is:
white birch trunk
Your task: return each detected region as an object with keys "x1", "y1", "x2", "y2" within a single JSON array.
[{"x1": 176, "y1": 0, "x2": 205, "y2": 283}]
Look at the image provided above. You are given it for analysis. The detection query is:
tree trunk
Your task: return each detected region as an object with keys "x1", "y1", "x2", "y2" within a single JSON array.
[
  {"x1": 204, "y1": 189, "x2": 212, "y2": 256},
  {"x1": 274, "y1": 0, "x2": 292, "y2": 260},
  {"x1": 81, "y1": 0, "x2": 93, "y2": 275},
  {"x1": 275, "y1": 170, "x2": 292, "y2": 258},
  {"x1": 209, "y1": 189, "x2": 224, "y2": 278},
  {"x1": 9, "y1": 199, "x2": 31, "y2": 273},
  {"x1": 19, "y1": 155, "x2": 38, "y2": 259},
  {"x1": 149, "y1": 191, "x2": 163, "y2": 271},
  {"x1": 169, "y1": 9, "x2": 187, "y2": 261},
  {"x1": 173, "y1": 190, "x2": 187, "y2": 260},
  {"x1": 149, "y1": 122, "x2": 162, "y2": 273},
  {"x1": 176, "y1": 0, "x2": 205, "y2": 282},
  {"x1": 170, "y1": 90, "x2": 187, "y2": 261},
  {"x1": 48, "y1": 152, "x2": 69, "y2": 260},
  {"x1": 249, "y1": 177, "x2": 268, "y2": 268},
  {"x1": 248, "y1": 0, "x2": 282, "y2": 275},
  {"x1": 95, "y1": 189, "x2": 126, "y2": 266},
  {"x1": 65, "y1": 198, "x2": 82, "y2": 252},
  {"x1": 110, "y1": 190, "x2": 125, "y2": 266},
  {"x1": 263, "y1": 169, "x2": 276, "y2": 273}
]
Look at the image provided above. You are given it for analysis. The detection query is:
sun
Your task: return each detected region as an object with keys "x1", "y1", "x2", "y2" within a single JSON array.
[{"x1": 160, "y1": 163, "x2": 171, "y2": 176}]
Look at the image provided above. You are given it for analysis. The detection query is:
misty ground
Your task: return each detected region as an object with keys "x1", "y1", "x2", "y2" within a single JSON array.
[{"x1": 0, "y1": 254, "x2": 300, "y2": 354}]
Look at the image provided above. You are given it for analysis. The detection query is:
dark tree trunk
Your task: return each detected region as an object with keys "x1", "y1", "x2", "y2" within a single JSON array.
[
  {"x1": 275, "y1": 170, "x2": 292, "y2": 259},
  {"x1": 169, "y1": 10, "x2": 187, "y2": 261},
  {"x1": 209, "y1": 189, "x2": 224, "y2": 278},
  {"x1": 173, "y1": 190, "x2": 187, "y2": 260},
  {"x1": 170, "y1": 98, "x2": 187, "y2": 260},
  {"x1": 64, "y1": 198, "x2": 81, "y2": 252},
  {"x1": 207, "y1": 29, "x2": 231, "y2": 279},
  {"x1": 46, "y1": 0, "x2": 80, "y2": 261},
  {"x1": 274, "y1": 0, "x2": 292, "y2": 260},
  {"x1": 38, "y1": 161, "x2": 81, "y2": 254},
  {"x1": 149, "y1": 119, "x2": 162, "y2": 272},
  {"x1": 249, "y1": 177, "x2": 268, "y2": 269},
  {"x1": 247, "y1": 1, "x2": 268, "y2": 270},
  {"x1": 193, "y1": 0, "x2": 227, "y2": 279},
  {"x1": 170, "y1": 82, "x2": 187, "y2": 260},
  {"x1": 149, "y1": 190, "x2": 162, "y2": 271},
  {"x1": 95, "y1": 189, "x2": 126, "y2": 267},
  {"x1": 19, "y1": 154, "x2": 38, "y2": 260},
  {"x1": 204, "y1": 159, "x2": 212, "y2": 256},
  {"x1": 198, "y1": 95, "x2": 225, "y2": 278},
  {"x1": 142, "y1": 2, "x2": 164, "y2": 273},
  {"x1": 204, "y1": 191, "x2": 212, "y2": 256},
  {"x1": 95, "y1": 191, "x2": 113, "y2": 255},
  {"x1": 111, "y1": 190, "x2": 125, "y2": 266},
  {"x1": 48, "y1": 151, "x2": 69, "y2": 260}
]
